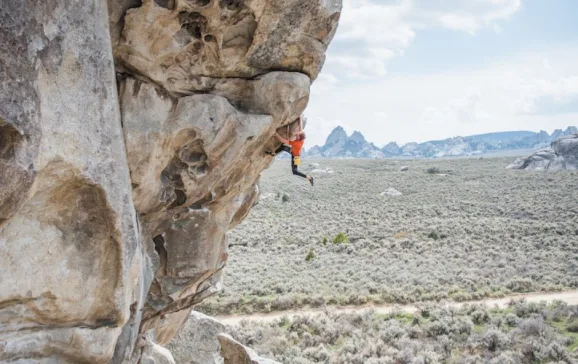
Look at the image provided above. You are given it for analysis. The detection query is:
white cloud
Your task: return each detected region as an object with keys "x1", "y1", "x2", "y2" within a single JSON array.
[
  {"x1": 307, "y1": 46, "x2": 578, "y2": 146},
  {"x1": 323, "y1": 0, "x2": 522, "y2": 82}
]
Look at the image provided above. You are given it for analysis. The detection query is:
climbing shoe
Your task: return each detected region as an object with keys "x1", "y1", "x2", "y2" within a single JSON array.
[{"x1": 309, "y1": 176, "x2": 314, "y2": 186}]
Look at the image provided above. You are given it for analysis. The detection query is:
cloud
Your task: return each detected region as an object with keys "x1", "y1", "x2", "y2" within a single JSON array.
[
  {"x1": 323, "y1": 0, "x2": 522, "y2": 82},
  {"x1": 306, "y1": 46, "x2": 578, "y2": 146},
  {"x1": 514, "y1": 76, "x2": 578, "y2": 115}
]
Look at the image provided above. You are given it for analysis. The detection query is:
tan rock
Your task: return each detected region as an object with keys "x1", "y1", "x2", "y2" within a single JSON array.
[
  {"x1": 114, "y1": 0, "x2": 341, "y2": 93},
  {"x1": 219, "y1": 334, "x2": 280, "y2": 364},
  {"x1": 0, "y1": 0, "x2": 342, "y2": 362},
  {"x1": 141, "y1": 339, "x2": 177, "y2": 364}
]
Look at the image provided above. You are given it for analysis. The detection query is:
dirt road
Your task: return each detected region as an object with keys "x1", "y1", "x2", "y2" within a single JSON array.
[{"x1": 217, "y1": 291, "x2": 578, "y2": 326}]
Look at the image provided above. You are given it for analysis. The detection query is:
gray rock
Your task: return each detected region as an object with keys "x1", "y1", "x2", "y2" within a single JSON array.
[
  {"x1": 507, "y1": 134, "x2": 578, "y2": 171},
  {"x1": 218, "y1": 334, "x2": 281, "y2": 364},
  {"x1": 141, "y1": 340, "x2": 177, "y2": 364},
  {"x1": 380, "y1": 188, "x2": 403, "y2": 197},
  {"x1": 400, "y1": 166, "x2": 409, "y2": 171},
  {"x1": 0, "y1": 1, "x2": 144, "y2": 362},
  {"x1": 167, "y1": 312, "x2": 225, "y2": 364}
]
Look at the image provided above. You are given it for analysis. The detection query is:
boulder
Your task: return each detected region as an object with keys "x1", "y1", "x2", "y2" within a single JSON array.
[
  {"x1": 380, "y1": 188, "x2": 403, "y2": 197},
  {"x1": 167, "y1": 311, "x2": 225, "y2": 364},
  {"x1": 141, "y1": 340, "x2": 177, "y2": 364},
  {"x1": 400, "y1": 166, "x2": 409, "y2": 171},
  {"x1": 507, "y1": 134, "x2": 578, "y2": 171},
  {"x1": 218, "y1": 334, "x2": 281, "y2": 364}
]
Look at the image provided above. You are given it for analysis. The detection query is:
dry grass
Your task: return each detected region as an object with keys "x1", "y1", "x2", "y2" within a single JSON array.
[
  {"x1": 225, "y1": 301, "x2": 578, "y2": 364},
  {"x1": 197, "y1": 157, "x2": 578, "y2": 315}
]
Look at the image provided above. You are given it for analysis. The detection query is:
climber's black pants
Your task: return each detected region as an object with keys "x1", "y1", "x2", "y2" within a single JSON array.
[{"x1": 275, "y1": 144, "x2": 307, "y2": 179}]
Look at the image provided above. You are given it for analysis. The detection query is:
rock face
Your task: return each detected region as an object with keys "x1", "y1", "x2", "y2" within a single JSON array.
[
  {"x1": 507, "y1": 134, "x2": 578, "y2": 171},
  {"x1": 0, "y1": 0, "x2": 341, "y2": 363},
  {"x1": 167, "y1": 311, "x2": 226, "y2": 364},
  {"x1": 308, "y1": 126, "x2": 385, "y2": 158}
]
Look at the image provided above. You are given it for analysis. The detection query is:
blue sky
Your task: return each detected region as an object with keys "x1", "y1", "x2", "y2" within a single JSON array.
[{"x1": 306, "y1": 0, "x2": 578, "y2": 147}]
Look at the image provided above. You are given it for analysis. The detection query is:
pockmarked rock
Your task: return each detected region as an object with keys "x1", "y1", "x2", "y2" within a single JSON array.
[{"x1": 1, "y1": 0, "x2": 342, "y2": 362}]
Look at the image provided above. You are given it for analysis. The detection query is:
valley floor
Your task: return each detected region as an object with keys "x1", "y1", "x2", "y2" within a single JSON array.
[
  {"x1": 189, "y1": 157, "x2": 578, "y2": 364},
  {"x1": 198, "y1": 157, "x2": 578, "y2": 316}
]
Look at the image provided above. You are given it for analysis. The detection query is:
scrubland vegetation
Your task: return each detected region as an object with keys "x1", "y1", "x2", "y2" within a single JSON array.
[
  {"x1": 197, "y1": 158, "x2": 578, "y2": 316},
  {"x1": 226, "y1": 300, "x2": 578, "y2": 364}
]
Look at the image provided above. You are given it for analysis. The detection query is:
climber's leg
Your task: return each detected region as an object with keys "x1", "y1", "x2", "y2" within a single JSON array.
[
  {"x1": 291, "y1": 156, "x2": 308, "y2": 179},
  {"x1": 276, "y1": 144, "x2": 291, "y2": 154}
]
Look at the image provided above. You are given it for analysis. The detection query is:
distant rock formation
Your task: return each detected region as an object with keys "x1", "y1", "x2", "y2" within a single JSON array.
[
  {"x1": 307, "y1": 126, "x2": 385, "y2": 158},
  {"x1": 508, "y1": 134, "x2": 578, "y2": 171},
  {"x1": 306, "y1": 126, "x2": 578, "y2": 159},
  {"x1": 0, "y1": 0, "x2": 341, "y2": 363}
]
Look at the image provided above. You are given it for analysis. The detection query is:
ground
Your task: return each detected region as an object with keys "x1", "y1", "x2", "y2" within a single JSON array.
[
  {"x1": 198, "y1": 157, "x2": 578, "y2": 316},
  {"x1": 226, "y1": 300, "x2": 578, "y2": 363}
]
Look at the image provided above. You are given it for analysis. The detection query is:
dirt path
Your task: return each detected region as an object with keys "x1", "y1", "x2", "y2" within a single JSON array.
[{"x1": 217, "y1": 291, "x2": 578, "y2": 326}]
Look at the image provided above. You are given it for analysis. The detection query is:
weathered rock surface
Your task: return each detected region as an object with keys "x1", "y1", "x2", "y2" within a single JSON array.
[
  {"x1": 167, "y1": 311, "x2": 225, "y2": 364},
  {"x1": 0, "y1": 1, "x2": 144, "y2": 362},
  {"x1": 507, "y1": 134, "x2": 578, "y2": 171},
  {"x1": 218, "y1": 334, "x2": 280, "y2": 364},
  {"x1": 1, "y1": 0, "x2": 341, "y2": 363},
  {"x1": 141, "y1": 340, "x2": 177, "y2": 364}
]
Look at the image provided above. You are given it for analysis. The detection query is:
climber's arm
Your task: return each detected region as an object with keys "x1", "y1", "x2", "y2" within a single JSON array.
[{"x1": 275, "y1": 132, "x2": 290, "y2": 144}]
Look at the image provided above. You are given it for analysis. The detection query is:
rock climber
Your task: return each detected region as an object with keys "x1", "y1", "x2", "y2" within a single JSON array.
[{"x1": 267, "y1": 115, "x2": 314, "y2": 186}]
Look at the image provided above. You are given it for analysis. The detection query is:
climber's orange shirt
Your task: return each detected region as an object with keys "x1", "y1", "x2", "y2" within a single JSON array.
[{"x1": 288, "y1": 140, "x2": 304, "y2": 156}]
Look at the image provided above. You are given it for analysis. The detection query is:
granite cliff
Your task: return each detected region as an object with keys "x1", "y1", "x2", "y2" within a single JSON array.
[{"x1": 0, "y1": 0, "x2": 341, "y2": 362}]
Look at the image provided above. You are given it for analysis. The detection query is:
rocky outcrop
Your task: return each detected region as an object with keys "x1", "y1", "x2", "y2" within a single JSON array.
[
  {"x1": 0, "y1": 0, "x2": 341, "y2": 363},
  {"x1": 218, "y1": 334, "x2": 280, "y2": 364},
  {"x1": 507, "y1": 134, "x2": 578, "y2": 171},
  {"x1": 166, "y1": 311, "x2": 280, "y2": 364},
  {"x1": 167, "y1": 311, "x2": 226, "y2": 364},
  {"x1": 306, "y1": 126, "x2": 578, "y2": 159},
  {"x1": 307, "y1": 126, "x2": 385, "y2": 158}
]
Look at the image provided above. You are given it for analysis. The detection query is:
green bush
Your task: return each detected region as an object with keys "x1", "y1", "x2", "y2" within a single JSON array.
[
  {"x1": 566, "y1": 318, "x2": 578, "y2": 333},
  {"x1": 305, "y1": 248, "x2": 316, "y2": 262},
  {"x1": 333, "y1": 232, "x2": 349, "y2": 244},
  {"x1": 426, "y1": 167, "x2": 441, "y2": 174},
  {"x1": 321, "y1": 236, "x2": 328, "y2": 245}
]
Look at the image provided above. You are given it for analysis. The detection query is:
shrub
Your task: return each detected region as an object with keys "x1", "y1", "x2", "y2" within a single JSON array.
[
  {"x1": 333, "y1": 232, "x2": 349, "y2": 244},
  {"x1": 426, "y1": 167, "x2": 441, "y2": 174},
  {"x1": 504, "y1": 313, "x2": 520, "y2": 327},
  {"x1": 566, "y1": 318, "x2": 578, "y2": 333},
  {"x1": 321, "y1": 236, "x2": 328, "y2": 245},
  {"x1": 482, "y1": 328, "x2": 510, "y2": 352},
  {"x1": 305, "y1": 248, "x2": 316, "y2": 262},
  {"x1": 470, "y1": 310, "x2": 489, "y2": 325}
]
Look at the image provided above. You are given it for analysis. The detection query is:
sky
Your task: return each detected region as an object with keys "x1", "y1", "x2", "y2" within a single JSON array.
[{"x1": 305, "y1": 0, "x2": 578, "y2": 147}]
